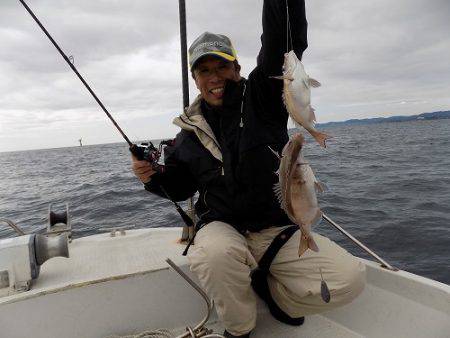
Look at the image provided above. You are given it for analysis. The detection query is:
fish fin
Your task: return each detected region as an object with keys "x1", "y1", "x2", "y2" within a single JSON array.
[
  {"x1": 282, "y1": 92, "x2": 287, "y2": 109},
  {"x1": 273, "y1": 182, "x2": 286, "y2": 209},
  {"x1": 310, "y1": 129, "x2": 332, "y2": 148},
  {"x1": 310, "y1": 106, "x2": 317, "y2": 124},
  {"x1": 308, "y1": 78, "x2": 321, "y2": 88},
  {"x1": 270, "y1": 75, "x2": 294, "y2": 81},
  {"x1": 314, "y1": 181, "x2": 328, "y2": 193},
  {"x1": 267, "y1": 145, "x2": 281, "y2": 160}
]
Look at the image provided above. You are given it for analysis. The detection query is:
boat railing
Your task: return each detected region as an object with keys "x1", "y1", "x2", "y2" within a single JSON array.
[
  {"x1": 166, "y1": 258, "x2": 225, "y2": 338},
  {"x1": 323, "y1": 213, "x2": 397, "y2": 271}
]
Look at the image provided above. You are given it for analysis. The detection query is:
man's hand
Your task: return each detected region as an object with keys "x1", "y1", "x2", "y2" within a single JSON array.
[{"x1": 131, "y1": 155, "x2": 156, "y2": 184}]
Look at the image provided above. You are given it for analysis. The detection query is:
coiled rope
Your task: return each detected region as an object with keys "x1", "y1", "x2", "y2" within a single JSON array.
[
  {"x1": 107, "y1": 328, "x2": 173, "y2": 338},
  {"x1": 107, "y1": 327, "x2": 225, "y2": 338}
]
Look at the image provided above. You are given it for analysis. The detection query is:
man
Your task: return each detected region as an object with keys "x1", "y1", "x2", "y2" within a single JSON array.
[{"x1": 132, "y1": 1, "x2": 365, "y2": 337}]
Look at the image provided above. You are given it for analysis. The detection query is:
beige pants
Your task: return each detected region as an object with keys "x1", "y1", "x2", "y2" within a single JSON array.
[{"x1": 187, "y1": 221, "x2": 366, "y2": 336}]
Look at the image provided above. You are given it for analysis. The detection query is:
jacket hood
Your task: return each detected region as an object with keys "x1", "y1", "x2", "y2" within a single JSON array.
[{"x1": 173, "y1": 95, "x2": 222, "y2": 162}]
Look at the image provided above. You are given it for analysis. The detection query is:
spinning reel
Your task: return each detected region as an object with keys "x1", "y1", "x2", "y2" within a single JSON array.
[{"x1": 130, "y1": 139, "x2": 175, "y2": 174}]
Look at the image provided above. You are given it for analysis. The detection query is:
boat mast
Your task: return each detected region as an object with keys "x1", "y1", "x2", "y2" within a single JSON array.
[{"x1": 178, "y1": 0, "x2": 196, "y2": 242}]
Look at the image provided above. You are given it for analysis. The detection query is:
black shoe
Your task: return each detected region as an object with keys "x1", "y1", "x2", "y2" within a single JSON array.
[
  {"x1": 251, "y1": 268, "x2": 305, "y2": 326},
  {"x1": 223, "y1": 330, "x2": 251, "y2": 338}
]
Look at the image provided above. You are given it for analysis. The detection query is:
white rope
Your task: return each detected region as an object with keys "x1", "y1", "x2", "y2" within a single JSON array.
[
  {"x1": 106, "y1": 328, "x2": 173, "y2": 338},
  {"x1": 107, "y1": 327, "x2": 226, "y2": 338}
]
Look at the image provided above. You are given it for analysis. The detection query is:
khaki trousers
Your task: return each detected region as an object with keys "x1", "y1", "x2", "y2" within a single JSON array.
[{"x1": 187, "y1": 221, "x2": 366, "y2": 336}]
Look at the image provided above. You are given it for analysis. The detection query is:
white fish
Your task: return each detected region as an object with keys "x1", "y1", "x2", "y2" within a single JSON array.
[
  {"x1": 274, "y1": 50, "x2": 330, "y2": 148},
  {"x1": 274, "y1": 133, "x2": 323, "y2": 256}
]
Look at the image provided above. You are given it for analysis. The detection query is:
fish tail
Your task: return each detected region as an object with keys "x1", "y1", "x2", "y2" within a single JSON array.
[
  {"x1": 298, "y1": 233, "x2": 320, "y2": 257},
  {"x1": 298, "y1": 238, "x2": 308, "y2": 257},
  {"x1": 308, "y1": 236, "x2": 320, "y2": 252},
  {"x1": 310, "y1": 129, "x2": 331, "y2": 148},
  {"x1": 298, "y1": 233, "x2": 320, "y2": 256}
]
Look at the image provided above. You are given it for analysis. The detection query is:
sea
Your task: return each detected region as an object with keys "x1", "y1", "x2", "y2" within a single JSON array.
[{"x1": 0, "y1": 119, "x2": 449, "y2": 284}]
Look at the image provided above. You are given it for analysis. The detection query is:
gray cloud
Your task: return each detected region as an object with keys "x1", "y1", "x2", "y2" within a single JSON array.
[{"x1": 1, "y1": 0, "x2": 449, "y2": 151}]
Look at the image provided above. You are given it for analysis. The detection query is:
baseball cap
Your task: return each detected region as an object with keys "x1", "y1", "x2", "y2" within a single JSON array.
[{"x1": 188, "y1": 32, "x2": 238, "y2": 70}]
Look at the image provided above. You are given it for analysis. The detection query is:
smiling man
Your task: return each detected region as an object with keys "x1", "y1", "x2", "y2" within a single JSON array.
[
  {"x1": 132, "y1": 1, "x2": 365, "y2": 337},
  {"x1": 189, "y1": 33, "x2": 242, "y2": 107}
]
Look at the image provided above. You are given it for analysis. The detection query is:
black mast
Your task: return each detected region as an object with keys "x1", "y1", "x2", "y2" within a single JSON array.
[{"x1": 178, "y1": 0, "x2": 190, "y2": 111}]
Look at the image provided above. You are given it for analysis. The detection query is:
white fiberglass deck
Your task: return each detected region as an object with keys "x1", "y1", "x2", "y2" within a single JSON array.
[{"x1": 0, "y1": 228, "x2": 449, "y2": 338}]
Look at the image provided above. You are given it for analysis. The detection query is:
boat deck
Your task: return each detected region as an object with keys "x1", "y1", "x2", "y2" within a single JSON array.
[
  {"x1": 182, "y1": 313, "x2": 363, "y2": 338},
  {"x1": 1, "y1": 228, "x2": 187, "y2": 303},
  {"x1": 1, "y1": 228, "x2": 449, "y2": 338}
]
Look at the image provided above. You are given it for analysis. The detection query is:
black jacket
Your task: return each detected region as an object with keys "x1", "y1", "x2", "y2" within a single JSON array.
[{"x1": 146, "y1": 0, "x2": 308, "y2": 232}]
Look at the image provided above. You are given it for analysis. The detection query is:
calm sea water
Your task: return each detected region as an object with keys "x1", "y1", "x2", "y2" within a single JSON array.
[{"x1": 0, "y1": 119, "x2": 449, "y2": 284}]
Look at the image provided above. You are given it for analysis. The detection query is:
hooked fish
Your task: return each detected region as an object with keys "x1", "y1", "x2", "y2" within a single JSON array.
[
  {"x1": 274, "y1": 50, "x2": 330, "y2": 148},
  {"x1": 273, "y1": 133, "x2": 323, "y2": 256}
]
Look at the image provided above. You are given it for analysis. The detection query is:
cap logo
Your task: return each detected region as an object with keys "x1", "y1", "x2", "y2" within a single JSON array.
[{"x1": 193, "y1": 41, "x2": 225, "y2": 53}]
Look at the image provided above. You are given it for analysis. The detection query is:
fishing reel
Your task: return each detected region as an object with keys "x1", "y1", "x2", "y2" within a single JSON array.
[{"x1": 130, "y1": 139, "x2": 174, "y2": 174}]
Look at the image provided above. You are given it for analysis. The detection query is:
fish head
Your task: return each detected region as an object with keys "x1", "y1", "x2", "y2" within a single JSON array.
[{"x1": 282, "y1": 50, "x2": 299, "y2": 76}]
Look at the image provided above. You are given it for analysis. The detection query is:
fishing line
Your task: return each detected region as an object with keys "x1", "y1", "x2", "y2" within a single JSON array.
[{"x1": 285, "y1": 0, "x2": 294, "y2": 52}]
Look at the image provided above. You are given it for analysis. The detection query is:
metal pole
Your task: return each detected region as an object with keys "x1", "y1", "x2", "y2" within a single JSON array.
[
  {"x1": 178, "y1": 0, "x2": 196, "y2": 241},
  {"x1": 166, "y1": 259, "x2": 213, "y2": 338},
  {"x1": 323, "y1": 213, "x2": 397, "y2": 271},
  {"x1": 178, "y1": 0, "x2": 190, "y2": 109}
]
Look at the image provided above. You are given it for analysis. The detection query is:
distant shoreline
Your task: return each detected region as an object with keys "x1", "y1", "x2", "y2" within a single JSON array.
[{"x1": 317, "y1": 110, "x2": 450, "y2": 127}]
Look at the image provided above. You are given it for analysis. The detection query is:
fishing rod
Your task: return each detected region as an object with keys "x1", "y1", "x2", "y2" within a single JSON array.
[
  {"x1": 18, "y1": 0, "x2": 162, "y2": 168},
  {"x1": 19, "y1": 0, "x2": 195, "y2": 229}
]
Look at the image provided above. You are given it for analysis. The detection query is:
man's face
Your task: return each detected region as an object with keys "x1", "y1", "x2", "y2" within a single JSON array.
[{"x1": 193, "y1": 56, "x2": 241, "y2": 107}]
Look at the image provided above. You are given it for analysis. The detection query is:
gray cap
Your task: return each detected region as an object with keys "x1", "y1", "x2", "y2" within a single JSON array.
[{"x1": 188, "y1": 32, "x2": 237, "y2": 70}]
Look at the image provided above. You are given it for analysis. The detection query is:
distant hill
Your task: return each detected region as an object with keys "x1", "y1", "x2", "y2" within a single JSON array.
[{"x1": 317, "y1": 110, "x2": 450, "y2": 127}]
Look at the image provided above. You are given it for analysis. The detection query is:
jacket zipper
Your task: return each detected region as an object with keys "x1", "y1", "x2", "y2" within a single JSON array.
[{"x1": 239, "y1": 83, "x2": 246, "y2": 128}]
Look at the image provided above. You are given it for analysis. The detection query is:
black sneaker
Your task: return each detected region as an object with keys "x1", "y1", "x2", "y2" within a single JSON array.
[
  {"x1": 250, "y1": 268, "x2": 305, "y2": 326},
  {"x1": 223, "y1": 330, "x2": 251, "y2": 338}
]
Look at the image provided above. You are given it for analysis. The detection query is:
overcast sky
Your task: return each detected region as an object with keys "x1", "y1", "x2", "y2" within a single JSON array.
[{"x1": 1, "y1": 0, "x2": 449, "y2": 152}]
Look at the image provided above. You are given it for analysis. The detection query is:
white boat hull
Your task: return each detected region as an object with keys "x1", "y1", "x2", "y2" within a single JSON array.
[{"x1": 0, "y1": 228, "x2": 449, "y2": 338}]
